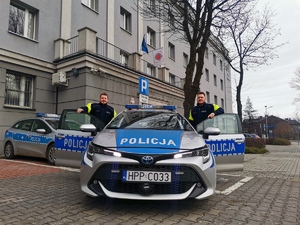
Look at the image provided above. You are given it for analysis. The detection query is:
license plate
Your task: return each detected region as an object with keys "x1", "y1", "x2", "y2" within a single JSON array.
[{"x1": 122, "y1": 170, "x2": 172, "y2": 183}]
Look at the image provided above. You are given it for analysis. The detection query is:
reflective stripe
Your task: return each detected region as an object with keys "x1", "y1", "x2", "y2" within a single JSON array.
[
  {"x1": 213, "y1": 104, "x2": 220, "y2": 111},
  {"x1": 188, "y1": 110, "x2": 194, "y2": 121},
  {"x1": 113, "y1": 110, "x2": 117, "y2": 118},
  {"x1": 86, "y1": 103, "x2": 92, "y2": 113}
]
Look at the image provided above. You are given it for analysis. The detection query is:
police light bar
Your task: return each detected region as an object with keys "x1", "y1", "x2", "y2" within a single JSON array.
[
  {"x1": 125, "y1": 104, "x2": 176, "y2": 111},
  {"x1": 36, "y1": 113, "x2": 60, "y2": 118}
]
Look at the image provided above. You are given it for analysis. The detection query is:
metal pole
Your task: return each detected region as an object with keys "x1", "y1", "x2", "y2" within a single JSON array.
[{"x1": 265, "y1": 106, "x2": 268, "y2": 139}]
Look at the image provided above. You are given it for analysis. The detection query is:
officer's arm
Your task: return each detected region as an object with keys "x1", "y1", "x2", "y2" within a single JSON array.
[{"x1": 213, "y1": 104, "x2": 224, "y2": 115}]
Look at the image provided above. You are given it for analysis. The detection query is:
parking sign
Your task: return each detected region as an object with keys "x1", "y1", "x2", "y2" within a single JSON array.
[{"x1": 139, "y1": 76, "x2": 149, "y2": 96}]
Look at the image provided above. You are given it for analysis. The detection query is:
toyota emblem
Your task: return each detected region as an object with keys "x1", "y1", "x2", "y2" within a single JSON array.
[{"x1": 141, "y1": 155, "x2": 154, "y2": 165}]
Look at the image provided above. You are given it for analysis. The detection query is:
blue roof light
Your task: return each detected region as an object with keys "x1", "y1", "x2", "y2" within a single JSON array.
[
  {"x1": 36, "y1": 113, "x2": 60, "y2": 118},
  {"x1": 125, "y1": 104, "x2": 176, "y2": 111}
]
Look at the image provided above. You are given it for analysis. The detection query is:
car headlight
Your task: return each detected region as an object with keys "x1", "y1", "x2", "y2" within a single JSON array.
[
  {"x1": 174, "y1": 146, "x2": 210, "y2": 164},
  {"x1": 87, "y1": 143, "x2": 122, "y2": 161}
]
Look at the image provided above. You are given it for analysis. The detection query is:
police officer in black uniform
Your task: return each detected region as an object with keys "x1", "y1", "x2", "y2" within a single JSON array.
[
  {"x1": 189, "y1": 91, "x2": 224, "y2": 129},
  {"x1": 77, "y1": 92, "x2": 117, "y2": 126}
]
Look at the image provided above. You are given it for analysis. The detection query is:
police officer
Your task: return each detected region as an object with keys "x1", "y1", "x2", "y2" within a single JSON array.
[
  {"x1": 77, "y1": 92, "x2": 117, "y2": 126},
  {"x1": 189, "y1": 91, "x2": 224, "y2": 128}
]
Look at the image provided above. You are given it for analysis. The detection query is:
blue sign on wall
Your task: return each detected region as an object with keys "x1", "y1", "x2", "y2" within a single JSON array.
[{"x1": 139, "y1": 76, "x2": 149, "y2": 96}]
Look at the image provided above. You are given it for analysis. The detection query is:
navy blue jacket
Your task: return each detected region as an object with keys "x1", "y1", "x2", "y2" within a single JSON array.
[
  {"x1": 80, "y1": 102, "x2": 116, "y2": 126},
  {"x1": 188, "y1": 102, "x2": 224, "y2": 128}
]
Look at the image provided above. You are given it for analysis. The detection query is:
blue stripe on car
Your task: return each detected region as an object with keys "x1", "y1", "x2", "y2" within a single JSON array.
[{"x1": 115, "y1": 130, "x2": 183, "y2": 154}]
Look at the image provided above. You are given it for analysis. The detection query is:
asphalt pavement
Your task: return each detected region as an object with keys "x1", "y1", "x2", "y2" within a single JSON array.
[{"x1": 0, "y1": 143, "x2": 299, "y2": 225}]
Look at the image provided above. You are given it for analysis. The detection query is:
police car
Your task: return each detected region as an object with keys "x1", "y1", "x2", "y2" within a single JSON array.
[
  {"x1": 76, "y1": 104, "x2": 245, "y2": 200},
  {"x1": 3, "y1": 113, "x2": 60, "y2": 165}
]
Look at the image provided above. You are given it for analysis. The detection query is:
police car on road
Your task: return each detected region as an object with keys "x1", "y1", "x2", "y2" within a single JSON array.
[
  {"x1": 3, "y1": 113, "x2": 60, "y2": 165},
  {"x1": 77, "y1": 104, "x2": 244, "y2": 200}
]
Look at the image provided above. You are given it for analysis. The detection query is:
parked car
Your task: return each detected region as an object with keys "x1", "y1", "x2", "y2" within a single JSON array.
[
  {"x1": 3, "y1": 113, "x2": 60, "y2": 165},
  {"x1": 244, "y1": 133, "x2": 260, "y2": 139}
]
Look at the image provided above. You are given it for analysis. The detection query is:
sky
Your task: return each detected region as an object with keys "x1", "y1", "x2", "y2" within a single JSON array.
[{"x1": 231, "y1": 0, "x2": 300, "y2": 119}]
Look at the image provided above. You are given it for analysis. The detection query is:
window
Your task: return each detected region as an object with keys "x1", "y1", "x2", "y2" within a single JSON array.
[
  {"x1": 205, "y1": 47, "x2": 209, "y2": 59},
  {"x1": 120, "y1": 7, "x2": 131, "y2": 32},
  {"x1": 205, "y1": 69, "x2": 209, "y2": 81},
  {"x1": 221, "y1": 98, "x2": 224, "y2": 108},
  {"x1": 206, "y1": 92, "x2": 210, "y2": 103},
  {"x1": 145, "y1": 0, "x2": 156, "y2": 12},
  {"x1": 213, "y1": 74, "x2": 217, "y2": 86},
  {"x1": 120, "y1": 50, "x2": 129, "y2": 66},
  {"x1": 169, "y1": 11, "x2": 175, "y2": 29},
  {"x1": 8, "y1": 2, "x2": 37, "y2": 40},
  {"x1": 147, "y1": 63, "x2": 156, "y2": 77},
  {"x1": 220, "y1": 79, "x2": 224, "y2": 91},
  {"x1": 81, "y1": 0, "x2": 98, "y2": 11},
  {"x1": 5, "y1": 72, "x2": 33, "y2": 108},
  {"x1": 147, "y1": 27, "x2": 156, "y2": 47},
  {"x1": 214, "y1": 95, "x2": 218, "y2": 104},
  {"x1": 213, "y1": 53, "x2": 216, "y2": 65},
  {"x1": 168, "y1": 42, "x2": 175, "y2": 60},
  {"x1": 169, "y1": 73, "x2": 175, "y2": 86},
  {"x1": 183, "y1": 53, "x2": 188, "y2": 67},
  {"x1": 220, "y1": 59, "x2": 223, "y2": 71}
]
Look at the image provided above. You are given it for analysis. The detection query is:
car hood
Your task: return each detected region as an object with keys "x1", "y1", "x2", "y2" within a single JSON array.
[{"x1": 92, "y1": 129, "x2": 206, "y2": 154}]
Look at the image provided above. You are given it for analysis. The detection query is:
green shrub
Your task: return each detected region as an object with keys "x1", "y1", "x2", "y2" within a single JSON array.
[
  {"x1": 245, "y1": 146, "x2": 268, "y2": 154},
  {"x1": 245, "y1": 138, "x2": 265, "y2": 148},
  {"x1": 266, "y1": 138, "x2": 291, "y2": 145}
]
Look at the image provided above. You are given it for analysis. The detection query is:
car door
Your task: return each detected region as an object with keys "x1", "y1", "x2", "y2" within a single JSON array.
[
  {"x1": 55, "y1": 109, "x2": 105, "y2": 168},
  {"x1": 196, "y1": 113, "x2": 245, "y2": 172},
  {"x1": 28, "y1": 119, "x2": 54, "y2": 157},
  {"x1": 13, "y1": 119, "x2": 34, "y2": 155}
]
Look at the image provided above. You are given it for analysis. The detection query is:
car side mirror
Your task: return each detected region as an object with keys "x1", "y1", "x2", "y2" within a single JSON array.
[
  {"x1": 80, "y1": 124, "x2": 97, "y2": 136},
  {"x1": 36, "y1": 128, "x2": 47, "y2": 134},
  {"x1": 202, "y1": 127, "x2": 220, "y2": 139}
]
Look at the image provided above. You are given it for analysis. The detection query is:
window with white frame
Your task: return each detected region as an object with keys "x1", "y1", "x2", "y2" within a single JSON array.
[
  {"x1": 220, "y1": 79, "x2": 224, "y2": 90},
  {"x1": 81, "y1": 0, "x2": 98, "y2": 11},
  {"x1": 5, "y1": 72, "x2": 33, "y2": 108},
  {"x1": 147, "y1": 63, "x2": 156, "y2": 77},
  {"x1": 205, "y1": 47, "x2": 209, "y2": 59},
  {"x1": 168, "y1": 42, "x2": 175, "y2": 60},
  {"x1": 120, "y1": 7, "x2": 131, "y2": 33},
  {"x1": 213, "y1": 53, "x2": 216, "y2": 65},
  {"x1": 214, "y1": 95, "x2": 218, "y2": 104},
  {"x1": 205, "y1": 68, "x2": 209, "y2": 81},
  {"x1": 206, "y1": 92, "x2": 210, "y2": 103},
  {"x1": 120, "y1": 50, "x2": 129, "y2": 66},
  {"x1": 213, "y1": 74, "x2": 217, "y2": 86},
  {"x1": 147, "y1": 27, "x2": 156, "y2": 47},
  {"x1": 8, "y1": 2, "x2": 37, "y2": 40},
  {"x1": 183, "y1": 53, "x2": 188, "y2": 67}
]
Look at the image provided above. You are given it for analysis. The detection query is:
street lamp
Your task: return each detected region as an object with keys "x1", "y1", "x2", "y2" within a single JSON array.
[{"x1": 265, "y1": 106, "x2": 273, "y2": 139}]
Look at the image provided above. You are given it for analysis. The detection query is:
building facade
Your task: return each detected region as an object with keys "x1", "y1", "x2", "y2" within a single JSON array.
[{"x1": 0, "y1": 0, "x2": 232, "y2": 150}]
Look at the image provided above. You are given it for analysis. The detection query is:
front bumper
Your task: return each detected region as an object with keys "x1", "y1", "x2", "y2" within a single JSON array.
[{"x1": 80, "y1": 152, "x2": 216, "y2": 200}]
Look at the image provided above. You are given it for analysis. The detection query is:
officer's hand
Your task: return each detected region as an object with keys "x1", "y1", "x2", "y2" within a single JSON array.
[
  {"x1": 208, "y1": 113, "x2": 215, "y2": 119},
  {"x1": 77, "y1": 108, "x2": 83, "y2": 113}
]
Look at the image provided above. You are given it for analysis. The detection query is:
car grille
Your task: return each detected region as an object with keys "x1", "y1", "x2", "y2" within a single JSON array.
[{"x1": 89, "y1": 163, "x2": 206, "y2": 195}]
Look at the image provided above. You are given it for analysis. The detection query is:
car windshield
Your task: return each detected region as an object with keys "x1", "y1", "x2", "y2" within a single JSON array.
[
  {"x1": 45, "y1": 119, "x2": 59, "y2": 129},
  {"x1": 107, "y1": 110, "x2": 193, "y2": 131}
]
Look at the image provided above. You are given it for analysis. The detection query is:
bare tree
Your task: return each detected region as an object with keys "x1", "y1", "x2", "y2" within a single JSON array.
[
  {"x1": 290, "y1": 67, "x2": 300, "y2": 102},
  {"x1": 216, "y1": 1, "x2": 284, "y2": 121},
  {"x1": 136, "y1": 0, "x2": 248, "y2": 118}
]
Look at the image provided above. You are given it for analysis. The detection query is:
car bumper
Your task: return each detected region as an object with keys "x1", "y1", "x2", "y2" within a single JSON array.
[{"x1": 80, "y1": 152, "x2": 216, "y2": 200}]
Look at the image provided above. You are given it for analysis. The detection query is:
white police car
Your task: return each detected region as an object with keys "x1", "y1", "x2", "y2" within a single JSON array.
[
  {"x1": 77, "y1": 105, "x2": 245, "y2": 200},
  {"x1": 3, "y1": 113, "x2": 60, "y2": 165}
]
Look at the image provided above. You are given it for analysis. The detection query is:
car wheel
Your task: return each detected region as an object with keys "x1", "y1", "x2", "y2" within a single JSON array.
[
  {"x1": 4, "y1": 142, "x2": 15, "y2": 159},
  {"x1": 46, "y1": 143, "x2": 55, "y2": 165}
]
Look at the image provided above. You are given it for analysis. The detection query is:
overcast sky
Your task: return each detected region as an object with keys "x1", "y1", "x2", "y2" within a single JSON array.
[{"x1": 231, "y1": 0, "x2": 300, "y2": 119}]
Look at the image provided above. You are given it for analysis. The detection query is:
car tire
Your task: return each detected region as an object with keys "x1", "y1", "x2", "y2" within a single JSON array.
[
  {"x1": 46, "y1": 143, "x2": 55, "y2": 165},
  {"x1": 4, "y1": 142, "x2": 15, "y2": 159}
]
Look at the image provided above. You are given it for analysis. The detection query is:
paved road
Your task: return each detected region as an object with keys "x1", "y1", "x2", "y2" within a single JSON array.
[{"x1": 0, "y1": 143, "x2": 299, "y2": 225}]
